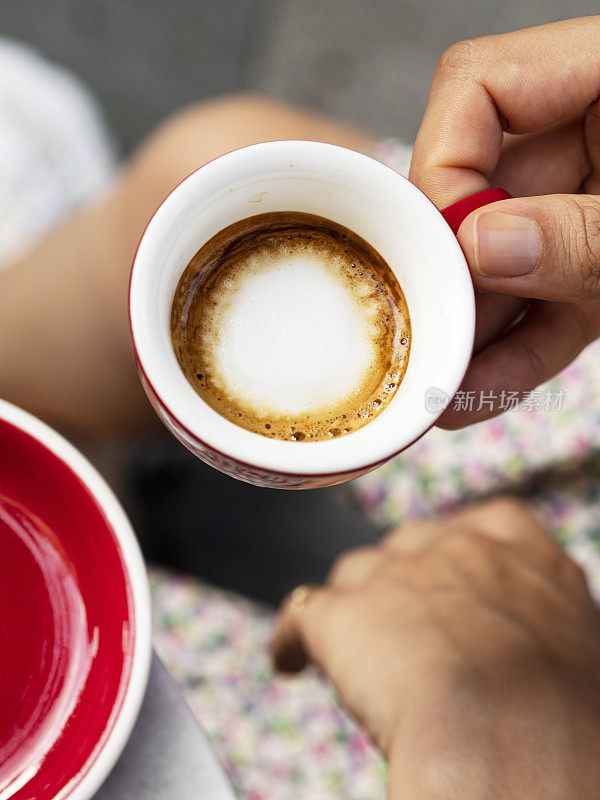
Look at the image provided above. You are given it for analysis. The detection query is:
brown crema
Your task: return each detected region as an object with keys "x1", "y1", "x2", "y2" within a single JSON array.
[{"x1": 171, "y1": 211, "x2": 411, "y2": 442}]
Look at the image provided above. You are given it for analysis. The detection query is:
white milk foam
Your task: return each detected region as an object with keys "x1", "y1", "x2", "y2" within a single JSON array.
[{"x1": 201, "y1": 248, "x2": 382, "y2": 417}]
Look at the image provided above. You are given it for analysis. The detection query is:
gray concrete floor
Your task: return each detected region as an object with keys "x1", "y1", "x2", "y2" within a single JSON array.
[{"x1": 2, "y1": 0, "x2": 597, "y2": 151}]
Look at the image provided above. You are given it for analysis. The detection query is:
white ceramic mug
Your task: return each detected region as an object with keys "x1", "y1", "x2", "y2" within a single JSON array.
[{"x1": 130, "y1": 141, "x2": 506, "y2": 489}]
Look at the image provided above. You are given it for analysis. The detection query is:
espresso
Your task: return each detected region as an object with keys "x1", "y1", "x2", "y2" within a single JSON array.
[{"x1": 170, "y1": 212, "x2": 410, "y2": 442}]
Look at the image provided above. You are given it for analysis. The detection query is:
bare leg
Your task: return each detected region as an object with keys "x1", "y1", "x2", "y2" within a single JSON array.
[{"x1": 0, "y1": 96, "x2": 376, "y2": 434}]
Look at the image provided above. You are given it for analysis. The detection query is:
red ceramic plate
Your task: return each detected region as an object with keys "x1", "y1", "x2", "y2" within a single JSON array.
[{"x1": 0, "y1": 401, "x2": 151, "y2": 800}]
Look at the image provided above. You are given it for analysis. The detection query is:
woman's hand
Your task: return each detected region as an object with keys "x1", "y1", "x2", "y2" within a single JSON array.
[
  {"x1": 272, "y1": 498, "x2": 600, "y2": 799},
  {"x1": 409, "y1": 17, "x2": 600, "y2": 427}
]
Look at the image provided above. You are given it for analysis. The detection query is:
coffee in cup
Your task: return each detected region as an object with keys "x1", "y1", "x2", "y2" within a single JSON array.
[{"x1": 170, "y1": 211, "x2": 410, "y2": 442}]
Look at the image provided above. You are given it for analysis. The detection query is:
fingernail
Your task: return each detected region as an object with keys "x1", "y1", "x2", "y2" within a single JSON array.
[{"x1": 474, "y1": 212, "x2": 540, "y2": 277}]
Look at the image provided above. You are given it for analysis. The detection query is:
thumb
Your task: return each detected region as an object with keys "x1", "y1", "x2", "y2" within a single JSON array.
[{"x1": 457, "y1": 194, "x2": 600, "y2": 301}]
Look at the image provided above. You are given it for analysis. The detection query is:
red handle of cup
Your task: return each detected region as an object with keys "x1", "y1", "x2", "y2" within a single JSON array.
[{"x1": 441, "y1": 187, "x2": 512, "y2": 234}]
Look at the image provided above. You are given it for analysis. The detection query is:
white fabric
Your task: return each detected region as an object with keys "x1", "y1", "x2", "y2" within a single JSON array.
[{"x1": 0, "y1": 38, "x2": 117, "y2": 267}]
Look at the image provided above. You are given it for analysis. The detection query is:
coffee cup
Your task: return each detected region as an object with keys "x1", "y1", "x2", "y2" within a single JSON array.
[{"x1": 129, "y1": 141, "x2": 507, "y2": 489}]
